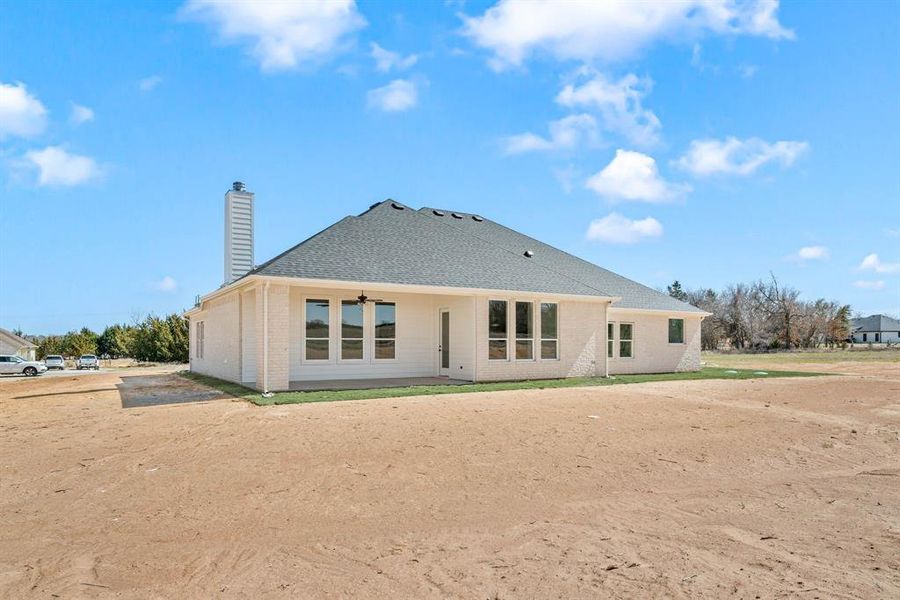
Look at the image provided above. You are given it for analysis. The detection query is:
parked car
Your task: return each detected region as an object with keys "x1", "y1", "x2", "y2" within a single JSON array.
[
  {"x1": 44, "y1": 355, "x2": 65, "y2": 370},
  {"x1": 76, "y1": 354, "x2": 100, "y2": 370},
  {"x1": 0, "y1": 355, "x2": 48, "y2": 377}
]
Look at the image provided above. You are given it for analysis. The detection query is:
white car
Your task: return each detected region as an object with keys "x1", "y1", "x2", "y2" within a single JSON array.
[
  {"x1": 0, "y1": 355, "x2": 48, "y2": 377},
  {"x1": 76, "y1": 354, "x2": 100, "y2": 370},
  {"x1": 44, "y1": 355, "x2": 65, "y2": 370}
]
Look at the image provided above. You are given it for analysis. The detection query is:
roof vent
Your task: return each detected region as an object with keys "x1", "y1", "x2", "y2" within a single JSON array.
[
  {"x1": 451, "y1": 212, "x2": 463, "y2": 219},
  {"x1": 232, "y1": 181, "x2": 246, "y2": 192},
  {"x1": 432, "y1": 209, "x2": 445, "y2": 216},
  {"x1": 524, "y1": 250, "x2": 534, "y2": 258},
  {"x1": 472, "y1": 215, "x2": 484, "y2": 222},
  {"x1": 391, "y1": 202, "x2": 405, "y2": 210}
]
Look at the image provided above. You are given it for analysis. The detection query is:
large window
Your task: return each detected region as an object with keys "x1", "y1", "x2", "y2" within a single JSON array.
[
  {"x1": 488, "y1": 300, "x2": 508, "y2": 360},
  {"x1": 341, "y1": 300, "x2": 364, "y2": 360},
  {"x1": 305, "y1": 299, "x2": 330, "y2": 360},
  {"x1": 374, "y1": 302, "x2": 396, "y2": 359},
  {"x1": 607, "y1": 322, "x2": 614, "y2": 358},
  {"x1": 619, "y1": 323, "x2": 633, "y2": 358},
  {"x1": 668, "y1": 318, "x2": 684, "y2": 344},
  {"x1": 540, "y1": 302, "x2": 558, "y2": 359},
  {"x1": 515, "y1": 301, "x2": 534, "y2": 360}
]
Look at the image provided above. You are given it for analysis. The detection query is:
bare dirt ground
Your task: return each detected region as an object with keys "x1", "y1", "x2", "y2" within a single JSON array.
[{"x1": 1, "y1": 361, "x2": 898, "y2": 599}]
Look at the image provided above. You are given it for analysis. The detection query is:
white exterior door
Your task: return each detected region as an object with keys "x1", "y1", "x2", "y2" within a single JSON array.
[{"x1": 439, "y1": 310, "x2": 450, "y2": 376}]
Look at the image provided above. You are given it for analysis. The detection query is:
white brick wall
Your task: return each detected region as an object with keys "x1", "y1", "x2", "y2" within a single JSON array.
[
  {"x1": 255, "y1": 284, "x2": 290, "y2": 392},
  {"x1": 607, "y1": 311, "x2": 702, "y2": 374},
  {"x1": 189, "y1": 292, "x2": 241, "y2": 382}
]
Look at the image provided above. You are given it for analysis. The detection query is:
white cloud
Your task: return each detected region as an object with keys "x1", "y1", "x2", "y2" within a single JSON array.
[
  {"x1": 0, "y1": 82, "x2": 48, "y2": 140},
  {"x1": 586, "y1": 149, "x2": 690, "y2": 202},
  {"x1": 370, "y1": 42, "x2": 418, "y2": 72},
  {"x1": 885, "y1": 227, "x2": 900, "y2": 238},
  {"x1": 69, "y1": 103, "x2": 94, "y2": 125},
  {"x1": 181, "y1": 0, "x2": 366, "y2": 71},
  {"x1": 23, "y1": 146, "x2": 102, "y2": 187},
  {"x1": 585, "y1": 212, "x2": 663, "y2": 244},
  {"x1": 139, "y1": 75, "x2": 163, "y2": 92},
  {"x1": 853, "y1": 280, "x2": 886, "y2": 291},
  {"x1": 738, "y1": 64, "x2": 759, "y2": 78},
  {"x1": 787, "y1": 245, "x2": 829, "y2": 262},
  {"x1": 859, "y1": 253, "x2": 900, "y2": 274},
  {"x1": 462, "y1": 0, "x2": 794, "y2": 70},
  {"x1": 155, "y1": 276, "x2": 178, "y2": 293},
  {"x1": 366, "y1": 79, "x2": 418, "y2": 112},
  {"x1": 556, "y1": 72, "x2": 660, "y2": 146},
  {"x1": 503, "y1": 114, "x2": 597, "y2": 154},
  {"x1": 675, "y1": 137, "x2": 808, "y2": 176}
]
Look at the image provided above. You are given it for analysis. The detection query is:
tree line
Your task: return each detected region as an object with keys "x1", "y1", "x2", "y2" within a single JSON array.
[
  {"x1": 32, "y1": 314, "x2": 189, "y2": 363},
  {"x1": 666, "y1": 275, "x2": 852, "y2": 351}
]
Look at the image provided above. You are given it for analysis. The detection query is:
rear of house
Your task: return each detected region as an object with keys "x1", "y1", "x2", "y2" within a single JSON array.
[
  {"x1": 186, "y1": 185, "x2": 706, "y2": 392},
  {"x1": 851, "y1": 314, "x2": 900, "y2": 344}
]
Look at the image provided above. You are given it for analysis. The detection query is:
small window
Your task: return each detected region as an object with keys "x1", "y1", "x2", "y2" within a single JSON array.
[
  {"x1": 863, "y1": 333, "x2": 867, "y2": 342},
  {"x1": 515, "y1": 301, "x2": 534, "y2": 360},
  {"x1": 875, "y1": 333, "x2": 880, "y2": 342},
  {"x1": 540, "y1": 302, "x2": 558, "y2": 359},
  {"x1": 341, "y1": 300, "x2": 364, "y2": 360},
  {"x1": 668, "y1": 318, "x2": 684, "y2": 344},
  {"x1": 488, "y1": 300, "x2": 507, "y2": 360},
  {"x1": 196, "y1": 321, "x2": 204, "y2": 359},
  {"x1": 374, "y1": 302, "x2": 396, "y2": 359},
  {"x1": 619, "y1": 323, "x2": 633, "y2": 358},
  {"x1": 305, "y1": 299, "x2": 330, "y2": 360},
  {"x1": 607, "y1": 322, "x2": 614, "y2": 358}
]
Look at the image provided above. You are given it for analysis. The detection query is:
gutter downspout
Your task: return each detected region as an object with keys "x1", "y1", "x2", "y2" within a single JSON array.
[{"x1": 262, "y1": 281, "x2": 271, "y2": 396}]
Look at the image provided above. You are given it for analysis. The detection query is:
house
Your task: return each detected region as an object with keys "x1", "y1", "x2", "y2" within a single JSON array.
[
  {"x1": 0, "y1": 328, "x2": 37, "y2": 361},
  {"x1": 851, "y1": 314, "x2": 900, "y2": 344},
  {"x1": 186, "y1": 183, "x2": 708, "y2": 392}
]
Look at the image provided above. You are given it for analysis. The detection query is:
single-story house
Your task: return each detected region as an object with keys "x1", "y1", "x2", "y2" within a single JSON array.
[
  {"x1": 0, "y1": 328, "x2": 37, "y2": 361},
  {"x1": 186, "y1": 184, "x2": 708, "y2": 392},
  {"x1": 851, "y1": 314, "x2": 900, "y2": 344}
]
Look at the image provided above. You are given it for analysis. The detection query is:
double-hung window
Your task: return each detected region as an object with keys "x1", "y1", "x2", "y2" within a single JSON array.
[
  {"x1": 341, "y1": 300, "x2": 364, "y2": 360},
  {"x1": 619, "y1": 323, "x2": 633, "y2": 358},
  {"x1": 540, "y1": 302, "x2": 558, "y2": 359},
  {"x1": 488, "y1": 300, "x2": 508, "y2": 360},
  {"x1": 607, "y1": 322, "x2": 614, "y2": 358},
  {"x1": 668, "y1": 318, "x2": 684, "y2": 344},
  {"x1": 515, "y1": 301, "x2": 534, "y2": 360},
  {"x1": 305, "y1": 299, "x2": 330, "y2": 360},
  {"x1": 374, "y1": 302, "x2": 396, "y2": 359}
]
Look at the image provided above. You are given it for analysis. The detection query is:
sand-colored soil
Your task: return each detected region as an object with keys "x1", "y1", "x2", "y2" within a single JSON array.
[{"x1": 1, "y1": 361, "x2": 898, "y2": 598}]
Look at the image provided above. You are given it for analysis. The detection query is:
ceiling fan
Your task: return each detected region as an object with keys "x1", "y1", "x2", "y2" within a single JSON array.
[{"x1": 356, "y1": 291, "x2": 384, "y2": 305}]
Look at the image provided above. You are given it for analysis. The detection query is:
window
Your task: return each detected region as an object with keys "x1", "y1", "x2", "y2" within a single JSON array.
[
  {"x1": 607, "y1": 322, "x2": 614, "y2": 358},
  {"x1": 619, "y1": 323, "x2": 633, "y2": 358},
  {"x1": 668, "y1": 318, "x2": 684, "y2": 344},
  {"x1": 374, "y1": 302, "x2": 396, "y2": 359},
  {"x1": 875, "y1": 333, "x2": 880, "y2": 342},
  {"x1": 515, "y1": 301, "x2": 534, "y2": 360},
  {"x1": 341, "y1": 300, "x2": 364, "y2": 360},
  {"x1": 195, "y1": 321, "x2": 204, "y2": 359},
  {"x1": 305, "y1": 299, "x2": 330, "y2": 360},
  {"x1": 488, "y1": 300, "x2": 507, "y2": 360},
  {"x1": 863, "y1": 333, "x2": 867, "y2": 342},
  {"x1": 540, "y1": 302, "x2": 558, "y2": 359}
]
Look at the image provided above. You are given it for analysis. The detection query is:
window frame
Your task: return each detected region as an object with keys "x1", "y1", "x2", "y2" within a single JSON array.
[
  {"x1": 515, "y1": 300, "x2": 535, "y2": 361},
  {"x1": 607, "y1": 321, "x2": 615, "y2": 358},
  {"x1": 539, "y1": 301, "x2": 559, "y2": 361},
  {"x1": 668, "y1": 318, "x2": 685, "y2": 344},
  {"x1": 302, "y1": 297, "x2": 332, "y2": 362},
  {"x1": 339, "y1": 299, "x2": 365, "y2": 362},
  {"x1": 373, "y1": 301, "x2": 398, "y2": 362},
  {"x1": 195, "y1": 320, "x2": 204, "y2": 359},
  {"x1": 488, "y1": 299, "x2": 509, "y2": 361},
  {"x1": 618, "y1": 322, "x2": 634, "y2": 359}
]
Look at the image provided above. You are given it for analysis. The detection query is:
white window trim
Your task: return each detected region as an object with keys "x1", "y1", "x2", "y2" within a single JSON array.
[
  {"x1": 301, "y1": 296, "x2": 333, "y2": 364},
  {"x1": 372, "y1": 300, "x2": 399, "y2": 362},
  {"x1": 339, "y1": 299, "x2": 366, "y2": 363},
  {"x1": 514, "y1": 300, "x2": 535, "y2": 361},
  {"x1": 488, "y1": 299, "x2": 509, "y2": 361},
  {"x1": 668, "y1": 318, "x2": 686, "y2": 345},
  {"x1": 196, "y1": 321, "x2": 204, "y2": 359},
  {"x1": 618, "y1": 321, "x2": 635, "y2": 360},
  {"x1": 539, "y1": 301, "x2": 560, "y2": 361},
  {"x1": 607, "y1": 320, "x2": 615, "y2": 359}
]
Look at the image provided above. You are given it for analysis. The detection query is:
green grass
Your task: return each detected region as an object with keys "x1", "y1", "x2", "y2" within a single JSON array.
[
  {"x1": 704, "y1": 349, "x2": 900, "y2": 366},
  {"x1": 180, "y1": 367, "x2": 824, "y2": 407}
]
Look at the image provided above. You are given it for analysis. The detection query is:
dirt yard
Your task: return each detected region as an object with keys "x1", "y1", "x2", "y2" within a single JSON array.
[{"x1": 1, "y1": 361, "x2": 897, "y2": 598}]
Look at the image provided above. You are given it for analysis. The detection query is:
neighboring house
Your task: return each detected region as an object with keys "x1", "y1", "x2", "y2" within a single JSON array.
[
  {"x1": 0, "y1": 328, "x2": 37, "y2": 361},
  {"x1": 851, "y1": 314, "x2": 900, "y2": 344},
  {"x1": 186, "y1": 184, "x2": 708, "y2": 392}
]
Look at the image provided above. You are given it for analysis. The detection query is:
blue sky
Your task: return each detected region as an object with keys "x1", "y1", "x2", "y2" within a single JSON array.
[{"x1": 1, "y1": 0, "x2": 898, "y2": 334}]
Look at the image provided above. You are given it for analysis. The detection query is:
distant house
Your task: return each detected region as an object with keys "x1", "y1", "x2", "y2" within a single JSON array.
[
  {"x1": 851, "y1": 314, "x2": 900, "y2": 344},
  {"x1": 186, "y1": 183, "x2": 709, "y2": 392},
  {"x1": 0, "y1": 328, "x2": 37, "y2": 360}
]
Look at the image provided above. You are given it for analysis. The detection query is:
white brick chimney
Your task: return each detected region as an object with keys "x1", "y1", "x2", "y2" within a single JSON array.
[{"x1": 224, "y1": 181, "x2": 254, "y2": 284}]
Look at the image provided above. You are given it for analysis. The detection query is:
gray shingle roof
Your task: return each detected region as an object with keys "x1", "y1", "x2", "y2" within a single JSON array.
[
  {"x1": 851, "y1": 314, "x2": 900, "y2": 332},
  {"x1": 246, "y1": 200, "x2": 704, "y2": 313}
]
